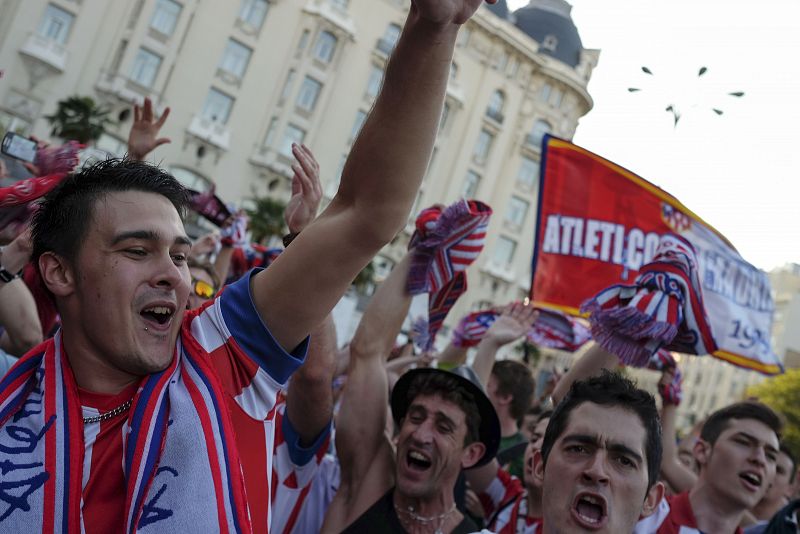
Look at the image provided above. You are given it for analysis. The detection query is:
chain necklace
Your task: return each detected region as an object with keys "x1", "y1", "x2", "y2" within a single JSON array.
[
  {"x1": 82, "y1": 398, "x2": 133, "y2": 424},
  {"x1": 394, "y1": 501, "x2": 457, "y2": 534}
]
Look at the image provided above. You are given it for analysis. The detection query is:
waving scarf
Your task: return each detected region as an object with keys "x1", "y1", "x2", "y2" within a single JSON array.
[
  {"x1": 580, "y1": 234, "x2": 717, "y2": 367},
  {"x1": 0, "y1": 330, "x2": 251, "y2": 533},
  {"x1": 0, "y1": 173, "x2": 67, "y2": 208},
  {"x1": 526, "y1": 308, "x2": 591, "y2": 352},
  {"x1": 406, "y1": 200, "x2": 492, "y2": 350}
]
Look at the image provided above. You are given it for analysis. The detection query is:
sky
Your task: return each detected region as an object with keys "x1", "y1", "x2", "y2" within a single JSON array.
[{"x1": 507, "y1": 0, "x2": 800, "y2": 271}]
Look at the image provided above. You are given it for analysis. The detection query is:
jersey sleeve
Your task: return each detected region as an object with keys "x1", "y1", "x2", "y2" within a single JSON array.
[
  {"x1": 186, "y1": 268, "x2": 309, "y2": 420},
  {"x1": 477, "y1": 465, "x2": 525, "y2": 519}
]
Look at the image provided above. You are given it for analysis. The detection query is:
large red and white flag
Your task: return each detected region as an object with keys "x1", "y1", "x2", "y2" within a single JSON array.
[{"x1": 530, "y1": 136, "x2": 782, "y2": 375}]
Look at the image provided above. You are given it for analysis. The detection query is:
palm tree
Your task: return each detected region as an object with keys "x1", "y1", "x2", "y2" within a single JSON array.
[
  {"x1": 245, "y1": 195, "x2": 286, "y2": 244},
  {"x1": 45, "y1": 95, "x2": 113, "y2": 144}
]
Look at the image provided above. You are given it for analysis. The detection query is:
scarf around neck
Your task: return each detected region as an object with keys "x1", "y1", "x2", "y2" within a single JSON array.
[{"x1": 0, "y1": 329, "x2": 252, "y2": 533}]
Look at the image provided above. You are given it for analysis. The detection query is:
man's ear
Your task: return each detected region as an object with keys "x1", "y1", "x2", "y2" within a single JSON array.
[
  {"x1": 38, "y1": 252, "x2": 76, "y2": 297},
  {"x1": 461, "y1": 442, "x2": 487, "y2": 470},
  {"x1": 693, "y1": 438, "x2": 711, "y2": 469},
  {"x1": 640, "y1": 481, "x2": 665, "y2": 518},
  {"x1": 533, "y1": 448, "x2": 545, "y2": 484}
]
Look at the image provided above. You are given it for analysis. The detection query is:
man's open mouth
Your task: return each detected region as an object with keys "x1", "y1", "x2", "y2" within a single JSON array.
[
  {"x1": 571, "y1": 492, "x2": 608, "y2": 530},
  {"x1": 739, "y1": 471, "x2": 763, "y2": 491},
  {"x1": 140, "y1": 304, "x2": 176, "y2": 330},
  {"x1": 406, "y1": 450, "x2": 432, "y2": 472}
]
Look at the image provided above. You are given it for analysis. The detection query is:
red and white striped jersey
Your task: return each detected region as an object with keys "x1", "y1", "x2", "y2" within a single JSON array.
[
  {"x1": 78, "y1": 270, "x2": 323, "y2": 534},
  {"x1": 478, "y1": 466, "x2": 542, "y2": 534},
  {"x1": 633, "y1": 492, "x2": 743, "y2": 534}
]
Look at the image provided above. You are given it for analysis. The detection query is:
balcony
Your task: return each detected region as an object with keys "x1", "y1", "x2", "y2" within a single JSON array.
[
  {"x1": 95, "y1": 72, "x2": 159, "y2": 103},
  {"x1": 187, "y1": 115, "x2": 231, "y2": 150},
  {"x1": 19, "y1": 33, "x2": 68, "y2": 72}
]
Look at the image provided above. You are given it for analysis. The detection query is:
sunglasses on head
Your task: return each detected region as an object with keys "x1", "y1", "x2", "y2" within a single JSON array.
[{"x1": 192, "y1": 278, "x2": 216, "y2": 300}]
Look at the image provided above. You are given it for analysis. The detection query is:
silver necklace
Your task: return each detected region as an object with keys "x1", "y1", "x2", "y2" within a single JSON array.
[
  {"x1": 82, "y1": 398, "x2": 133, "y2": 424},
  {"x1": 394, "y1": 501, "x2": 457, "y2": 534}
]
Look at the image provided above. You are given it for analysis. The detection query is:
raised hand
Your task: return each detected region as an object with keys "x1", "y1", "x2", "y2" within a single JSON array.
[
  {"x1": 484, "y1": 301, "x2": 538, "y2": 346},
  {"x1": 411, "y1": 0, "x2": 494, "y2": 26},
  {"x1": 284, "y1": 143, "x2": 322, "y2": 234},
  {"x1": 190, "y1": 232, "x2": 220, "y2": 260},
  {"x1": 127, "y1": 97, "x2": 171, "y2": 161}
]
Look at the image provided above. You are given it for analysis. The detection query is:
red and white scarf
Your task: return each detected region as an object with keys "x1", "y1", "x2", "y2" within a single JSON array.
[{"x1": 0, "y1": 329, "x2": 252, "y2": 533}]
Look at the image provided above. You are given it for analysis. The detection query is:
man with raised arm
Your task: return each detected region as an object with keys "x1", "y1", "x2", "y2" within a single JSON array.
[
  {"x1": 0, "y1": 0, "x2": 486, "y2": 529},
  {"x1": 321, "y1": 246, "x2": 500, "y2": 534}
]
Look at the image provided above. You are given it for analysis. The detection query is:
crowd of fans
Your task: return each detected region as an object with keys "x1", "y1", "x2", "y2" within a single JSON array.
[{"x1": 0, "y1": 1, "x2": 797, "y2": 532}]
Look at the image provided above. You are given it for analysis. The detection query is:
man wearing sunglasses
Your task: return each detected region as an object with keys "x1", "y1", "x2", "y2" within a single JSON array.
[{"x1": 187, "y1": 257, "x2": 219, "y2": 308}]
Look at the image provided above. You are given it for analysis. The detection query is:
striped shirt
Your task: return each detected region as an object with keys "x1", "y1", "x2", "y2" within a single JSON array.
[
  {"x1": 633, "y1": 492, "x2": 744, "y2": 534},
  {"x1": 478, "y1": 466, "x2": 542, "y2": 534},
  {"x1": 77, "y1": 270, "x2": 324, "y2": 533}
]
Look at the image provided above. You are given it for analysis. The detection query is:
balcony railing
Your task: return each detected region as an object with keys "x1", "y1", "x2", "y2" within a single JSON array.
[
  {"x1": 187, "y1": 115, "x2": 231, "y2": 150},
  {"x1": 19, "y1": 33, "x2": 68, "y2": 72}
]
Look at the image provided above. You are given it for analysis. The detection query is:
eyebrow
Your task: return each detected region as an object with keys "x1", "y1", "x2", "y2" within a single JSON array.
[
  {"x1": 111, "y1": 230, "x2": 192, "y2": 247},
  {"x1": 733, "y1": 432, "x2": 779, "y2": 455},
  {"x1": 563, "y1": 433, "x2": 644, "y2": 465}
]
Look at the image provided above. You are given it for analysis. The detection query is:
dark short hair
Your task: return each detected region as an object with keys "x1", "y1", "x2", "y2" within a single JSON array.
[
  {"x1": 779, "y1": 443, "x2": 797, "y2": 484},
  {"x1": 405, "y1": 371, "x2": 481, "y2": 446},
  {"x1": 32, "y1": 158, "x2": 189, "y2": 266},
  {"x1": 491, "y1": 360, "x2": 535, "y2": 420},
  {"x1": 541, "y1": 370, "x2": 662, "y2": 490},
  {"x1": 699, "y1": 401, "x2": 782, "y2": 446},
  {"x1": 537, "y1": 409, "x2": 553, "y2": 423}
]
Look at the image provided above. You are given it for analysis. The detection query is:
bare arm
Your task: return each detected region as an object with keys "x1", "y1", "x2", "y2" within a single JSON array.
[
  {"x1": 658, "y1": 370, "x2": 697, "y2": 493},
  {"x1": 551, "y1": 342, "x2": 619, "y2": 405},
  {"x1": 323, "y1": 254, "x2": 413, "y2": 532},
  {"x1": 252, "y1": 0, "x2": 489, "y2": 353},
  {"x1": 437, "y1": 342, "x2": 468, "y2": 367},
  {"x1": 0, "y1": 278, "x2": 42, "y2": 356},
  {"x1": 472, "y1": 302, "x2": 537, "y2": 386},
  {"x1": 0, "y1": 230, "x2": 42, "y2": 356},
  {"x1": 286, "y1": 314, "x2": 336, "y2": 446}
]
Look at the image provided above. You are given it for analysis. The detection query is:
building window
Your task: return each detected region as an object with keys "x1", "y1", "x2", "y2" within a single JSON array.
[
  {"x1": 296, "y1": 76, "x2": 323, "y2": 112},
  {"x1": 450, "y1": 61, "x2": 458, "y2": 81},
  {"x1": 439, "y1": 102, "x2": 450, "y2": 132},
  {"x1": 313, "y1": 31, "x2": 338, "y2": 64},
  {"x1": 238, "y1": 0, "x2": 269, "y2": 30},
  {"x1": 539, "y1": 83, "x2": 552, "y2": 102},
  {"x1": 542, "y1": 34, "x2": 558, "y2": 52},
  {"x1": 170, "y1": 166, "x2": 211, "y2": 191},
  {"x1": 296, "y1": 29, "x2": 310, "y2": 55},
  {"x1": 350, "y1": 110, "x2": 367, "y2": 141},
  {"x1": 473, "y1": 129, "x2": 494, "y2": 165},
  {"x1": 366, "y1": 64, "x2": 384, "y2": 99},
  {"x1": 280, "y1": 124, "x2": 306, "y2": 157},
  {"x1": 505, "y1": 196, "x2": 529, "y2": 227},
  {"x1": 219, "y1": 39, "x2": 252, "y2": 79},
  {"x1": 280, "y1": 69, "x2": 296, "y2": 102},
  {"x1": 377, "y1": 23, "x2": 401, "y2": 54},
  {"x1": 527, "y1": 119, "x2": 552, "y2": 150},
  {"x1": 486, "y1": 90, "x2": 504, "y2": 122},
  {"x1": 492, "y1": 236, "x2": 517, "y2": 267},
  {"x1": 130, "y1": 48, "x2": 162, "y2": 88},
  {"x1": 517, "y1": 156, "x2": 539, "y2": 189},
  {"x1": 550, "y1": 87, "x2": 564, "y2": 108},
  {"x1": 264, "y1": 117, "x2": 278, "y2": 147},
  {"x1": 330, "y1": 0, "x2": 349, "y2": 9},
  {"x1": 150, "y1": 0, "x2": 181, "y2": 36},
  {"x1": 38, "y1": 4, "x2": 74, "y2": 45},
  {"x1": 201, "y1": 88, "x2": 234, "y2": 124},
  {"x1": 462, "y1": 170, "x2": 481, "y2": 198}
]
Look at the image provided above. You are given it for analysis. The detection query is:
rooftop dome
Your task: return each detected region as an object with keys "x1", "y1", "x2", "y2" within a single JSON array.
[
  {"x1": 486, "y1": 0, "x2": 511, "y2": 20},
  {"x1": 513, "y1": 0, "x2": 583, "y2": 68}
]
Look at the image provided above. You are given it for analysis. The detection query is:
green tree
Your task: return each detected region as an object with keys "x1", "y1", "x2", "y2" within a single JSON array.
[
  {"x1": 245, "y1": 195, "x2": 286, "y2": 244},
  {"x1": 746, "y1": 368, "x2": 800, "y2": 458},
  {"x1": 352, "y1": 261, "x2": 375, "y2": 293},
  {"x1": 45, "y1": 95, "x2": 113, "y2": 144}
]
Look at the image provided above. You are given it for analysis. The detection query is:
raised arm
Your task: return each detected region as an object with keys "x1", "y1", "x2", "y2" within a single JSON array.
[
  {"x1": 0, "y1": 230, "x2": 42, "y2": 356},
  {"x1": 551, "y1": 342, "x2": 619, "y2": 405},
  {"x1": 472, "y1": 302, "x2": 536, "y2": 386},
  {"x1": 658, "y1": 369, "x2": 697, "y2": 493},
  {"x1": 127, "y1": 98, "x2": 170, "y2": 161},
  {"x1": 286, "y1": 314, "x2": 336, "y2": 447},
  {"x1": 252, "y1": 0, "x2": 492, "y2": 352},
  {"x1": 322, "y1": 254, "x2": 413, "y2": 532}
]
